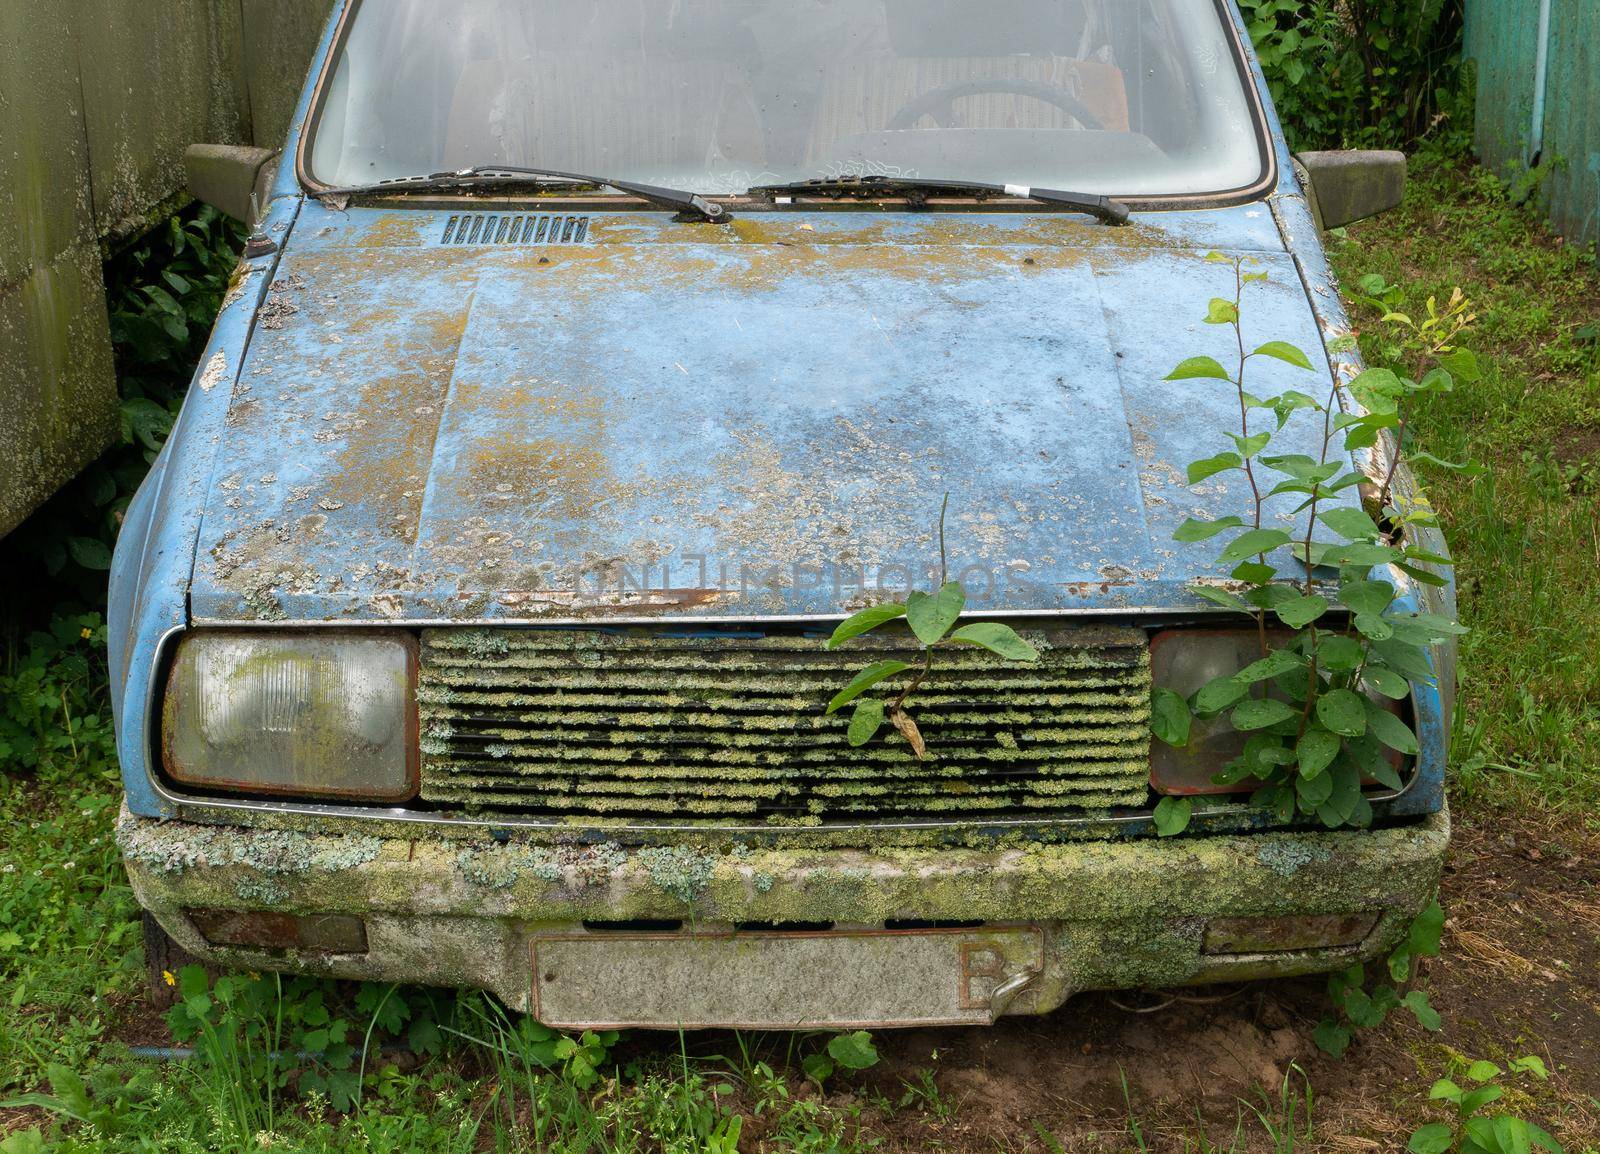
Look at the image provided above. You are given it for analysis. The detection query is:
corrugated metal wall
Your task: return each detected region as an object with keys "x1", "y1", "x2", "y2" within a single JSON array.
[{"x1": 1465, "y1": 0, "x2": 1600, "y2": 249}]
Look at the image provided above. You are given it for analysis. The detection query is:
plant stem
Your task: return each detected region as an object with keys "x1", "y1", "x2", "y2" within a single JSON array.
[{"x1": 1231, "y1": 262, "x2": 1269, "y2": 661}]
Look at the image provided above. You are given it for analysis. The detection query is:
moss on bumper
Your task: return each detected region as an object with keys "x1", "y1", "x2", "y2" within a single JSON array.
[{"x1": 119, "y1": 805, "x2": 1448, "y2": 1018}]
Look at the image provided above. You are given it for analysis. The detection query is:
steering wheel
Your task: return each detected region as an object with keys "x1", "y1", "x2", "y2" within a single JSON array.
[{"x1": 886, "y1": 77, "x2": 1106, "y2": 132}]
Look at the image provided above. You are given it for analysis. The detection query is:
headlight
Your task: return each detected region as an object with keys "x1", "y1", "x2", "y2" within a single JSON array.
[
  {"x1": 1148, "y1": 628, "x2": 1405, "y2": 796},
  {"x1": 162, "y1": 630, "x2": 417, "y2": 801}
]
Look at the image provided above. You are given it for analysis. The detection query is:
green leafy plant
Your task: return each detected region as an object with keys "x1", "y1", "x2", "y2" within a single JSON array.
[
  {"x1": 1313, "y1": 899, "x2": 1444, "y2": 1057},
  {"x1": 800, "y1": 1030, "x2": 881, "y2": 1085},
  {"x1": 1150, "y1": 254, "x2": 1474, "y2": 836},
  {"x1": 164, "y1": 966, "x2": 449, "y2": 1123},
  {"x1": 1238, "y1": 0, "x2": 1470, "y2": 152},
  {"x1": 1408, "y1": 1056, "x2": 1563, "y2": 1153},
  {"x1": 825, "y1": 497, "x2": 1039, "y2": 758},
  {"x1": 0, "y1": 615, "x2": 117, "y2": 789}
]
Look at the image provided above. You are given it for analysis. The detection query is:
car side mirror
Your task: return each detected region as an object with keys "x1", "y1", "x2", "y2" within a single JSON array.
[
  {"x1": 1292, "y1": 150, "x2": 1406, "y2": 231},
  {"x1": 184, "y1": 144, "x2": 280, "y2": 225}
]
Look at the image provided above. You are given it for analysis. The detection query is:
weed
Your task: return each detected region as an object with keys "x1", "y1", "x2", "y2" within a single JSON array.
[
  {"x1": 1150, "y1": 254, "x2": 1471, "y2": 835},
  {"x1": 1407, "y1": 1056, "x2": 1563, "y2": 1153},
  {"x1": 823, "y1": 496, "x2": 1039, "y2": 757},
  {"x1": 1315, "y1": 900, "x2": 1445, "y2": 1056}
]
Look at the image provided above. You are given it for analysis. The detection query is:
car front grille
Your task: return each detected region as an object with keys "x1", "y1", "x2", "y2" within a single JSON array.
[{"x1": 416, "y1": 625, "x2": 1153, "y2": 824}]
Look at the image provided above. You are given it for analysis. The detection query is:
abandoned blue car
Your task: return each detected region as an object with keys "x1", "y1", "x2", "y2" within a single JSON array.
[{"x1": 111, "y1": 0, "x2": 1454, "y2": 1028}]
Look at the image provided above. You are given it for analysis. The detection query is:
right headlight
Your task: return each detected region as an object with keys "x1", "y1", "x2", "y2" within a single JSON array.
[
  {"x1": 1148, "y1": 628, "x2": 1405, "y2": 797},
  {"x1": 162, "y1": 630, "x2": 417, "y2": 802}
]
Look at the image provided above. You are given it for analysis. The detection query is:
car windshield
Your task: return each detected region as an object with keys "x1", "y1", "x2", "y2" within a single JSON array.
[{"x1": 306, "y1": 0, "x2": 1267, "y2": 200}]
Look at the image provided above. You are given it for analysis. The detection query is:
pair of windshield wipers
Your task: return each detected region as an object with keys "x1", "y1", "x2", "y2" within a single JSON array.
[{"x1": 318, "y1": 166, "x2": 1131, "y2": 226}]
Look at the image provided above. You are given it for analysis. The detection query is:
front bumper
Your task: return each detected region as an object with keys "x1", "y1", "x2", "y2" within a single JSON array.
[{"x1": 120, "y1": 805, "x2": 1448, "y2": 1028}]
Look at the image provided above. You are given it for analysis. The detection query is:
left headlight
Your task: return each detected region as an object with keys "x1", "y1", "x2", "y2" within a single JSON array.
[{"x1": 162, "y1": 630, "x2": 418, "y2": 801}]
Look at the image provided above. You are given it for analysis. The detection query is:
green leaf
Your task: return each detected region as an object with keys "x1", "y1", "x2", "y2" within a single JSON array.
[
  {"x1": 1261, "y1": 454, "x2": 1341, "y2": 484},
  {"x1": 67, "y1": 537, "x2": 113, "y2": 571},
  {"x1": 1231, "y1": 698, "x2": 1298, "y2": 730},
  {"x1": 1365, "y1": 700, "x2": 1419, "y2": 754},
  {"x1": 940, "y1": 621, "x2": 1043, "y2": 656},
  {"x1": 1186, "y1": 452, "x2": 1244, "y2": 483},
  {"x1": 1402, "y1": 989, "x2": 1441, "y2": 1031},
  {"x1": 1317, "y1": 689, "x2": 1367, "y2": 737},
  {"x1": 826, "y1": 1030, "x2": 880, "y2": 1071},
  {"x1": 906, "y1": 582, "x2": 965, "y2": 645},
  {"x1": 1151, "y1": 688, "x2": 1192, "y2": 747},
  {"x1": 1439, "y1": 346, "x2": 1482, "y2": 383},
  {"x1": 1190, "y1": 585, "x2": 1255, "y2": 613},
  {"x1": 1296, "y1": 769, "x2": 1333, "y2": 806},
  {"x1": 1317, "y1": 634, "x2": 1365, "y2": 672},
  {"x1": 1205, "y1": 297, "x2": 1240, "y2": 325},
  {"x1": 1153, "y1": 795, "x2": 1192, "y2": 837},
  {"x1": 1319, "y1": 507, "x2": 1383, "y2": 541},
  {"x1": 1465, "y1": 1060, "x2": 1502, "y2": 1084},
  {"x1": 1252, "y1": 340, "x2": 1314, "y2": 370},
  {"x1": 826, "y1": 661, "x2": 910, "y2": 713},
  {"x1": 1229, "y1": 430, "x2": 1272, "y2": 459},
  {"x1": 1509, "y1": 1055, "x2": 1550, "y2": 1081},
  {"x1": 1219, "y1": 528, "x2": 1293, "y2": 563},
  {"x1": 1362, "y1": 666, "x2": 1411, "y2": 699},
  {"x1": 825, "y1": 602, "x2": 907, "y2": 649},
  {"x1": 1297, "y1": 727, "x2": 1341, "y2": 777},
  {"x1": 1396, "y1": 562, "x2": 1451, "y2": 588},
  {"x1": 1350, "y1": 366, "x2": 1405, "y2": 414},
  {"x1": 1388, "y1": 613, "x2": 1470, "y2": 643},
  {"x1": 801, "y1": 1052, "x2": 835, "y2": 1084},
  {"x1": 1166, "y1": 355, "x2": 1233, "y2": 381},
  {"x1": 1371, "y1": 639, "x2": 1435, "y2": 682},
  {"x1": 1234, "y1": 649, "x2": 1305, "y2": 683},
  {"x1": 1529, "y1": 1123, "x2": 1563, "y2": 1153},
  {"x1": 1339, "y1": 579, "x2": 1396, "y2": 615},
  {"x1": 1354, "y1": 613, "x2": 1395, "y2": 640},
  {"x1": 848, "y1": 699, "x2": 886, "y2": 747},
  {"x1": 1174, "y1": 516, "x2": 1245, "y2": 542},
  {"x1": 1274, "y1": 594, "x2": 1328, "y2": 629},
  {"x1": 1312, "y1": 1019, "x2": 1351, "y2": 1058},
  {"x1": 1194, "y1": 675, "x2": 1250, "y2": 714},
  {"x1": 1408, "y1": 1123, "x2": 1455, "y2": 1154},
  {"x1": 1232, "y1": 561, "x2": 1277, "y2": 585},
  {"x1": 1430, "y1": 1079, "x2": 1464, "y2": 1103},
  {"x1": 1460, "y1": 1085, "x2": 1504, "y2": 1115}
]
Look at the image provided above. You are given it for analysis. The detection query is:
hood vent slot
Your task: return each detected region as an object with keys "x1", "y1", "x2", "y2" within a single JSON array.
[{"x1": 441, "y1": 213, "x2": 590, "y2": 246}]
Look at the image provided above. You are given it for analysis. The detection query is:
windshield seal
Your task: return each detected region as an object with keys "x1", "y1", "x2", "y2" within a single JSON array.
[{"x1": 297, "y1": 0, "x2": 1276, "y2": 212}]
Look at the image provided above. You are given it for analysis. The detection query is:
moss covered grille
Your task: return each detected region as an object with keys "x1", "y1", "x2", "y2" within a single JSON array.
[{"x1": 416, "y1": 626, "x2": 1153, "y2": 823}]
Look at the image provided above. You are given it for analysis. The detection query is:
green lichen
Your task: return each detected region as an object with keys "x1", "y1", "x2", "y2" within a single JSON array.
[
  {"x1": 454, "y1": 844, "x2": 563, "y2": 889},
  {"x1": 1256, "y1": 840, "x2": 1335, "y2": 879},
  {"x1": 116, "y1": 813, "x2": 381, "y2": 878},
  {"x1": 636, "y1": 845, "x2": 718, "y2": 904}
]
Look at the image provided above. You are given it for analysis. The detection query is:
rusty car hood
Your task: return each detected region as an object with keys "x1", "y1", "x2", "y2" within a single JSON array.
[{"x1": 189, "y1": 200, "x2": 1360, "y2": 623}]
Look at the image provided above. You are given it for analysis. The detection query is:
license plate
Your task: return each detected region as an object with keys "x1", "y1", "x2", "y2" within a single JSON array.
[{"x1": 530, "y1": 925, "x2": 1044, "y2": 1029}]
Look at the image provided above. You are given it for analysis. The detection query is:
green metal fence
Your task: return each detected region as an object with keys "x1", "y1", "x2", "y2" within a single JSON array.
[{"x1": 1465, "y1": 0, "x2": 1600, "y2": 249}]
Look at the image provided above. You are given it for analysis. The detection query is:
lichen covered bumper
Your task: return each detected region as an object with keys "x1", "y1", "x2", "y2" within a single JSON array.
[{"x1": 119, "y1": 805, "x2": 1448, "y2": 1027}]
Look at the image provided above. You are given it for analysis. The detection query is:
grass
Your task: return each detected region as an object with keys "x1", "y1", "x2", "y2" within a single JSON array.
[
  {"x1": 1326, "y1": 153, "x2": 1600, "y2": 821},
  {"x1": 2, "y1": 153, "x2": 1598, "y2": 1151}
]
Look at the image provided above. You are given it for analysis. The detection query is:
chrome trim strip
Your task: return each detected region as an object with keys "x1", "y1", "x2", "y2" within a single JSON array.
[{"x1": 191, "y1": 605, "x2": 1300, "y2": 629}]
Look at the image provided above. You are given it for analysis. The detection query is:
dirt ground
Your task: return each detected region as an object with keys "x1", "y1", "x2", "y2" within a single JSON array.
[{"x1": 745, "y1": 810, "x2": 1600, "y2": 1151}]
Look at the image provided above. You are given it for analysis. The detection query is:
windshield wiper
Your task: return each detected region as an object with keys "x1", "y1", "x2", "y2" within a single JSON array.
[
  {"x1": 317, "y1": 166, "x2": 729, "y2": 223},
  {"x1": 748, "y1": 176, "x2": 1129, "y2": 225}
]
